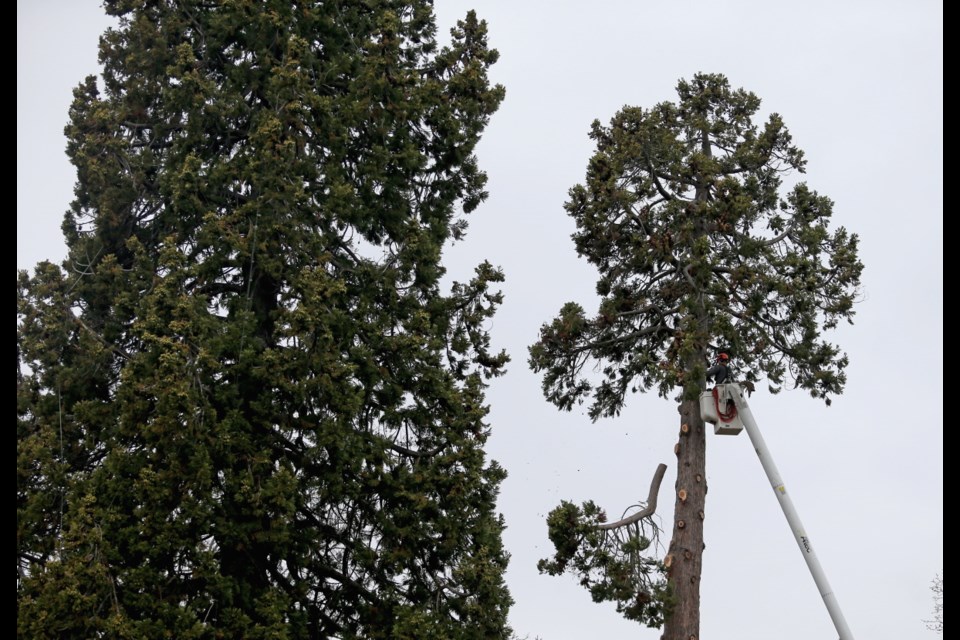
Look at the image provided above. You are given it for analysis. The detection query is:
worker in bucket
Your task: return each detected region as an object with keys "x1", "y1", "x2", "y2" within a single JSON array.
[{"x1": 705, "y1": 352, "x2": 732, "y2": 385}]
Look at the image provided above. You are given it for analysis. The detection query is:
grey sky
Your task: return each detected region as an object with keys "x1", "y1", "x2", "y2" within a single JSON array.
[{"x1": 18, "y1": 1, "x2": 942, "y2": 639}]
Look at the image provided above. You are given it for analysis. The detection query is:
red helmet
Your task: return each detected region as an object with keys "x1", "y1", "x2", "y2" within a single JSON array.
[{"x1": 717, "y1": 352, "x2": 729, "y2": 362}]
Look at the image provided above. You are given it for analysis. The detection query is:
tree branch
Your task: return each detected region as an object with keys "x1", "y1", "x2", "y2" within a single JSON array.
[
  {"x1": 598, "y1": 463, "x2": 667, "y2": 530},
  {"x1": 74, "y1": 315, "x2": 133, "y2": 361},
  {"x1": 573, "y1": 325, "x2": 672, "y2": 353},
  {"x1": 614, "y1": 303, "x2": 678, "y2": 319},
  {"x1": 739, "y1": 225, "x2": 792, "y2": 248},
  {"x1": 648, "y1": 164, "x2": 675, "y2": 202},
  {"x1": 197, "y1": 282, "x2": 245, "y2": 296},
  {"x1": 682, "y1": 263, "x2": 697, "y2": 289},
  {"x1": 386, "y1": 439, "x2": 448, "y2": 459}
]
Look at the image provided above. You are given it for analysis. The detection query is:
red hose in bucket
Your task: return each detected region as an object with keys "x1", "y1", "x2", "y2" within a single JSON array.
[{"x1": 712, "y1": 387, "x2": 738, "y2": 423}]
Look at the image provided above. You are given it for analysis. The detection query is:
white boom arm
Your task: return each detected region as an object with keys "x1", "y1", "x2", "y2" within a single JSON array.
[{"x1": 731, "y1": 387, "x2": 855, "y2": 640}]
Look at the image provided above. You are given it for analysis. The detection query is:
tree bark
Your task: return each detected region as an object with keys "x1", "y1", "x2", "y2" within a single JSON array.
[{"x1": 662, "y1": 398, "x2": 706, "y2": 640}]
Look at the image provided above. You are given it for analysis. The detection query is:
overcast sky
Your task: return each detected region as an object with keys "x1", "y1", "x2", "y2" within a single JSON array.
[{"x1": 18, "y1": 1, "x2": 942, "y2": 639}]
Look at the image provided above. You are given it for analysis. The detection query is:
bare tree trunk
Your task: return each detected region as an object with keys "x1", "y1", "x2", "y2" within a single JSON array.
[
  {"x1": 662, "y1": 398, "x2": 706, "y2": 640},
  {"x1": 660, "y1": 119, "x2": 714, "y2": 639}
]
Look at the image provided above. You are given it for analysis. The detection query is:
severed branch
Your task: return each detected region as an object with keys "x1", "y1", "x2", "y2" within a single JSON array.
[
  {"x1": 537, "y1": 463, "x2": 669, "y2": 626},
  {"x1": 598, "y1": 463, "x2": 667, "y2": 530}
]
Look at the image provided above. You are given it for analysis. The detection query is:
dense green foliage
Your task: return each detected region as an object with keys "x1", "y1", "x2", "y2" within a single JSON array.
[
  {"x1": 529, "y1": 73, "x2": 863, "y2": 632},
  {"x1": 531, "y1": 73, "x2": 863, "y2": 418},
  {"x1": 17, "y1": 2, "x2": 512, "y2": 638},
  {"x1": 537, "y1": 500, "x2": 669, "y2": 627}
]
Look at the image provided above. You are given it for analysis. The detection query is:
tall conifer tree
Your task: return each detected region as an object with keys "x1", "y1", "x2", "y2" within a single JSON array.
[
  {"x1": 18, "y1": 2, "x2": 511, "y2": 638},
  {"x1": 531, "y1": 73, "x2": 862, "y2": 639}
]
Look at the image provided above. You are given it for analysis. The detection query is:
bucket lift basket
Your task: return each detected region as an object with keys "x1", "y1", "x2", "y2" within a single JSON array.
[{"x1": 699, "y1": 383, "x2": 744, "y2": 435}]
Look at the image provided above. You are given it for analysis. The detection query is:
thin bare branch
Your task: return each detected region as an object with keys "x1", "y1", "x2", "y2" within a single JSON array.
[{"x1": 74, "y1": 315, "x2": 133, "y2": 361}]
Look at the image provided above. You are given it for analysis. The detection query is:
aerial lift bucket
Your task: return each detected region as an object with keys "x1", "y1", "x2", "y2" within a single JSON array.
[{"x1": 699, "y1": 383, "x2": 744, "y2": 435}]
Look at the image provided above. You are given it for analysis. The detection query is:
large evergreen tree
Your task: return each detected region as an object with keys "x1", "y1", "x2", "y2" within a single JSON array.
[
  {"x1": 17, "y1": 2, "x2": 511, "y2": 638},
  {"x1": 530, "y1": 73, "x2": 862, "y2": 639}
]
